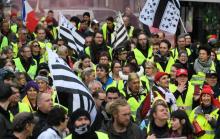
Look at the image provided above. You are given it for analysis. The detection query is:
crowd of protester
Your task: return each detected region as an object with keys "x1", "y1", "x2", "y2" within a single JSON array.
[{"x1": 1, "y1": 6, "x2": 220, "y2": 139}]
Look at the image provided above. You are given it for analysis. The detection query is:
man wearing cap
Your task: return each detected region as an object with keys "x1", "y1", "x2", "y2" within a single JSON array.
[
  {"x1": 66, "y1": 108, "x2": 109, "y2": 139},
  {"x1": 12, "y1": 112, "x2": 37, "y2": 139},
  {"x1": 205, "y1": 70, "x2": 220, "y2": 99},
  {"x1": 0, "y1": 83, "x2": 13, "y2": 138},
  {"x1": 89, "y1": 19, "x2": 99, "y2": 34},
  {"x1": 172, "y1": 68, "x2": 194, "y2": 115},
  {"x1": 189, "y1": 85, "x2": 219, "y2": 139},
  {"x1": 152, "y1": 72, "x2": 177, "y2": 111}
]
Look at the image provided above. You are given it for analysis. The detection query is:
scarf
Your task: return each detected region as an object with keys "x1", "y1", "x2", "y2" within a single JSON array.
[
  {"x1": 153, "y1": 85, "x2": 178, "y2": 111},
  {"x1": 194, "y1": 58, "x2": 212, "y2": 73}
]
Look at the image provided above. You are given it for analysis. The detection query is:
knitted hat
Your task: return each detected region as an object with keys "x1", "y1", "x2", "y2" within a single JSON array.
[
  {"x1": 69, "y1": 108, "x2": 91, "y2": 124},
  {"x1": 24, "y1": 81, "x2": 39, "y2": 93},
  {"x1": 154, "y1": 72, "x2": 169, "y2": 82},
  {"x1": 35, "y1": 75, "x2": 49, "y2": 84}
]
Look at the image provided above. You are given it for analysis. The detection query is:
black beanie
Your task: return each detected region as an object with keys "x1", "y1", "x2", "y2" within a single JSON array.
[{"x1": 69, "y1": 108, "x2": 91, "y2": 124}]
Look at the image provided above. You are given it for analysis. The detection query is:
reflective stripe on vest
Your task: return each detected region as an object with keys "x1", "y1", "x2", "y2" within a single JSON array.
[
  {"x1": 14, "y1": 58, "x2": 37, "y2": 79},
  {"x1": 175, "y1": 82, "x2": 194, "y2": 115}
]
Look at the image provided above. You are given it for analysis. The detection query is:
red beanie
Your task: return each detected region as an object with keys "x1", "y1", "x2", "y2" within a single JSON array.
[{"x1": 154, "y1": 72, "x2": 169, "y2": 82}]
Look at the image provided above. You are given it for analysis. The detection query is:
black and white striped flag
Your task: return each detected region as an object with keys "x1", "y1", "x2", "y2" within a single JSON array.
[
  {"x1": 139, "y1": 0, "x2": 180, "y2": 34},
  {"x1": 112, "y1": 12, "x2": 128, "y2": 50},
  {"x1": 59, "y1": 14, "x2": 85, "y2": 54},
  {"x1": 47, "y1": 48, "x2": 97, "y2": 124}
]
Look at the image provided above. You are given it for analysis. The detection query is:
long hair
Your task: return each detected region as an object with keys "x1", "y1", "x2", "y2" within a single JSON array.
[{"x1": 171, "y1": 109, "x2": 193, "y2": 137}]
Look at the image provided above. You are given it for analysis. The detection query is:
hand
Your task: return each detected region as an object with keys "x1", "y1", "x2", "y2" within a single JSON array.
[
  {"x1": 205, "y1": 114, "x2": 212, "y2": 122},
  {"x1": 147, "y1": 134, "x2": 156, "y2": 139},
  {"x1": 177, "y1": 83, "x2": 186, "y2": 93}
]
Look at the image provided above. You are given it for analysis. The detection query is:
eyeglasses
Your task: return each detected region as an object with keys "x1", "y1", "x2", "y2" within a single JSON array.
[{"x1": 33, "y1": 44, "x2": 40, "y2": 47}]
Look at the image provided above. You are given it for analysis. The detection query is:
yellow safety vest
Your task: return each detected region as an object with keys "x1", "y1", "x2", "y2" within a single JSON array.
[
  {"x1": 84, "y1": 45, "x2": 113, "y2": 59},
  {"x1": 10, "y1": 102, "x2": 31, "y2": 121},
  {"x1": 189, "y1": 106, "x2": 219, "y2": 139},
  {"x1": 155, "y1": 56, "x2": 175, "y2": 74},
  {"x1": 14, "y1": 57, "x2": 37, "y2": 79},
  {"x1": 128, "y1": 26, "x2": 134, "y2": 38},
  {"x1": 10, "y1": 24, "x2": 18, "y2": 33},
  {"x1": 171, "y1": 48, "x2": 191, "y2": 60},
  {"x1": 50, "y1": 27, "x2": 58, "y2": 41},
  {"x1": 171, "y1": 82, "x2": 194, "y2": 116},
  {"x1": 65, "y1": 131, "x2": 109, "y2": 139},
  {"x1": 133, "y1": 47, "x2": 153, "y2": 65},
  {"x1": 190, "y1": 62, "x2": 216, "y2": 86},
  {"x1": 0, "y1": 36, "x2": 9, "y2": 52},
  {"x1": 106, "y1": 80, "x2": 125, "y2": 94},
  {"x1": 101, "y1": 22, "x2": 115, "y2": 42},
  {"x1": 11, "y1": 42, "x2": 19, "y2": 58}
]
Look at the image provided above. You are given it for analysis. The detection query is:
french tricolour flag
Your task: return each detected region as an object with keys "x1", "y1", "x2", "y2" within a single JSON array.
[{"x1": 22, "y1": 0, "x2": 39, "y2": 32}]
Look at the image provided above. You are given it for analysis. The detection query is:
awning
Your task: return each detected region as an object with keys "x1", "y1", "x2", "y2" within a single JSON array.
[{"x1": 180, "y1": 0, "x2": 220, "y2": 3}]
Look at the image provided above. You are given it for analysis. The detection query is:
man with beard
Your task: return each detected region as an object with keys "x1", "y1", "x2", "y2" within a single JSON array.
[
  {"x1": 85, "y1": 31, "x2": 112, "y2": 64},
  {"x1": 13, "y1": 46, "x2": 37, "y2": 80},
  {"x1": 133, "y1": 33, "x2": 153, "y2": 65},
  {"x1": 154, "y1": 39, "x2": 175, "y2": 74},
  {"x1": 101, "y1": 99, "x2": 144, "y2": 139},
  {"x1": 65, "y1": 108, "x2": 109, "y2": 139}
]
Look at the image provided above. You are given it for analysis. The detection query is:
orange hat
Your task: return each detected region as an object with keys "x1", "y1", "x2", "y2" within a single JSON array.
[
  {"x1": 176, "y1": 69, "x2": 188, "y2": 77},
  {"x1": 154, "y1": 72, "x2": 169, "y2": 82}
]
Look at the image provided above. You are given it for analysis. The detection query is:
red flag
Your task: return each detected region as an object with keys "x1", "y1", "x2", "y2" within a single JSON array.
[{"x1": 22, "y1": 0, "x2": 39, "y2": 32}]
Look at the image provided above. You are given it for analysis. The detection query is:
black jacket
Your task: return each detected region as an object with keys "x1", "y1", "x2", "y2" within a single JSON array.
[
  {"x1": 101, "y1": 121, "x2": 145, "y2": 139},
  {"x1": 0, "y1": 106, "x2": 13, "y2": 138}
]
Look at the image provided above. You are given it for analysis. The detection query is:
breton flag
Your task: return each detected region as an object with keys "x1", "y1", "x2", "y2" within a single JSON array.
[
  {"x1": 47, "y1": 48, "x2": 97, "y2": 124},
  {"x1": 22, "y1": 0, "x2": 39, "y2": 32},
  {"x1": 111, "y1": 12, "x2": 128, "y2": 50},
  {"x1": 139, "y1": 0, "x2": 180, "y2": 34},
  {"x1": 59, "y1": 14, "x2": 85, "y2": 55}
]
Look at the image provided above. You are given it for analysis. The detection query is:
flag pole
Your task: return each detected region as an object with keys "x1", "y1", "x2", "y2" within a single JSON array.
[{"x1": 171, "y1": 0, "x2": 187, "y2": 33}]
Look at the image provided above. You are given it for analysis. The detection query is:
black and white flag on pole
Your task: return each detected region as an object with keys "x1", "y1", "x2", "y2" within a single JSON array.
[
  {"x1": 59, "y1": 14, "x2": 85, "y2": 54},
  {"x1": 47, "y1": 48, "x2": 97, "y2": 124},
  {"x1": 139, "y1": 0, "x2": 180, "y2": 34},
  {"x1": 112, "y1": 12, "x2": 128, "y2": 50}
]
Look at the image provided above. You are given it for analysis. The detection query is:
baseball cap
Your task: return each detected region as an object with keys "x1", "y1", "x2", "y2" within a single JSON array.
[{"x1": 176, "y1": 69, "x2": 188, "y2": 77}]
